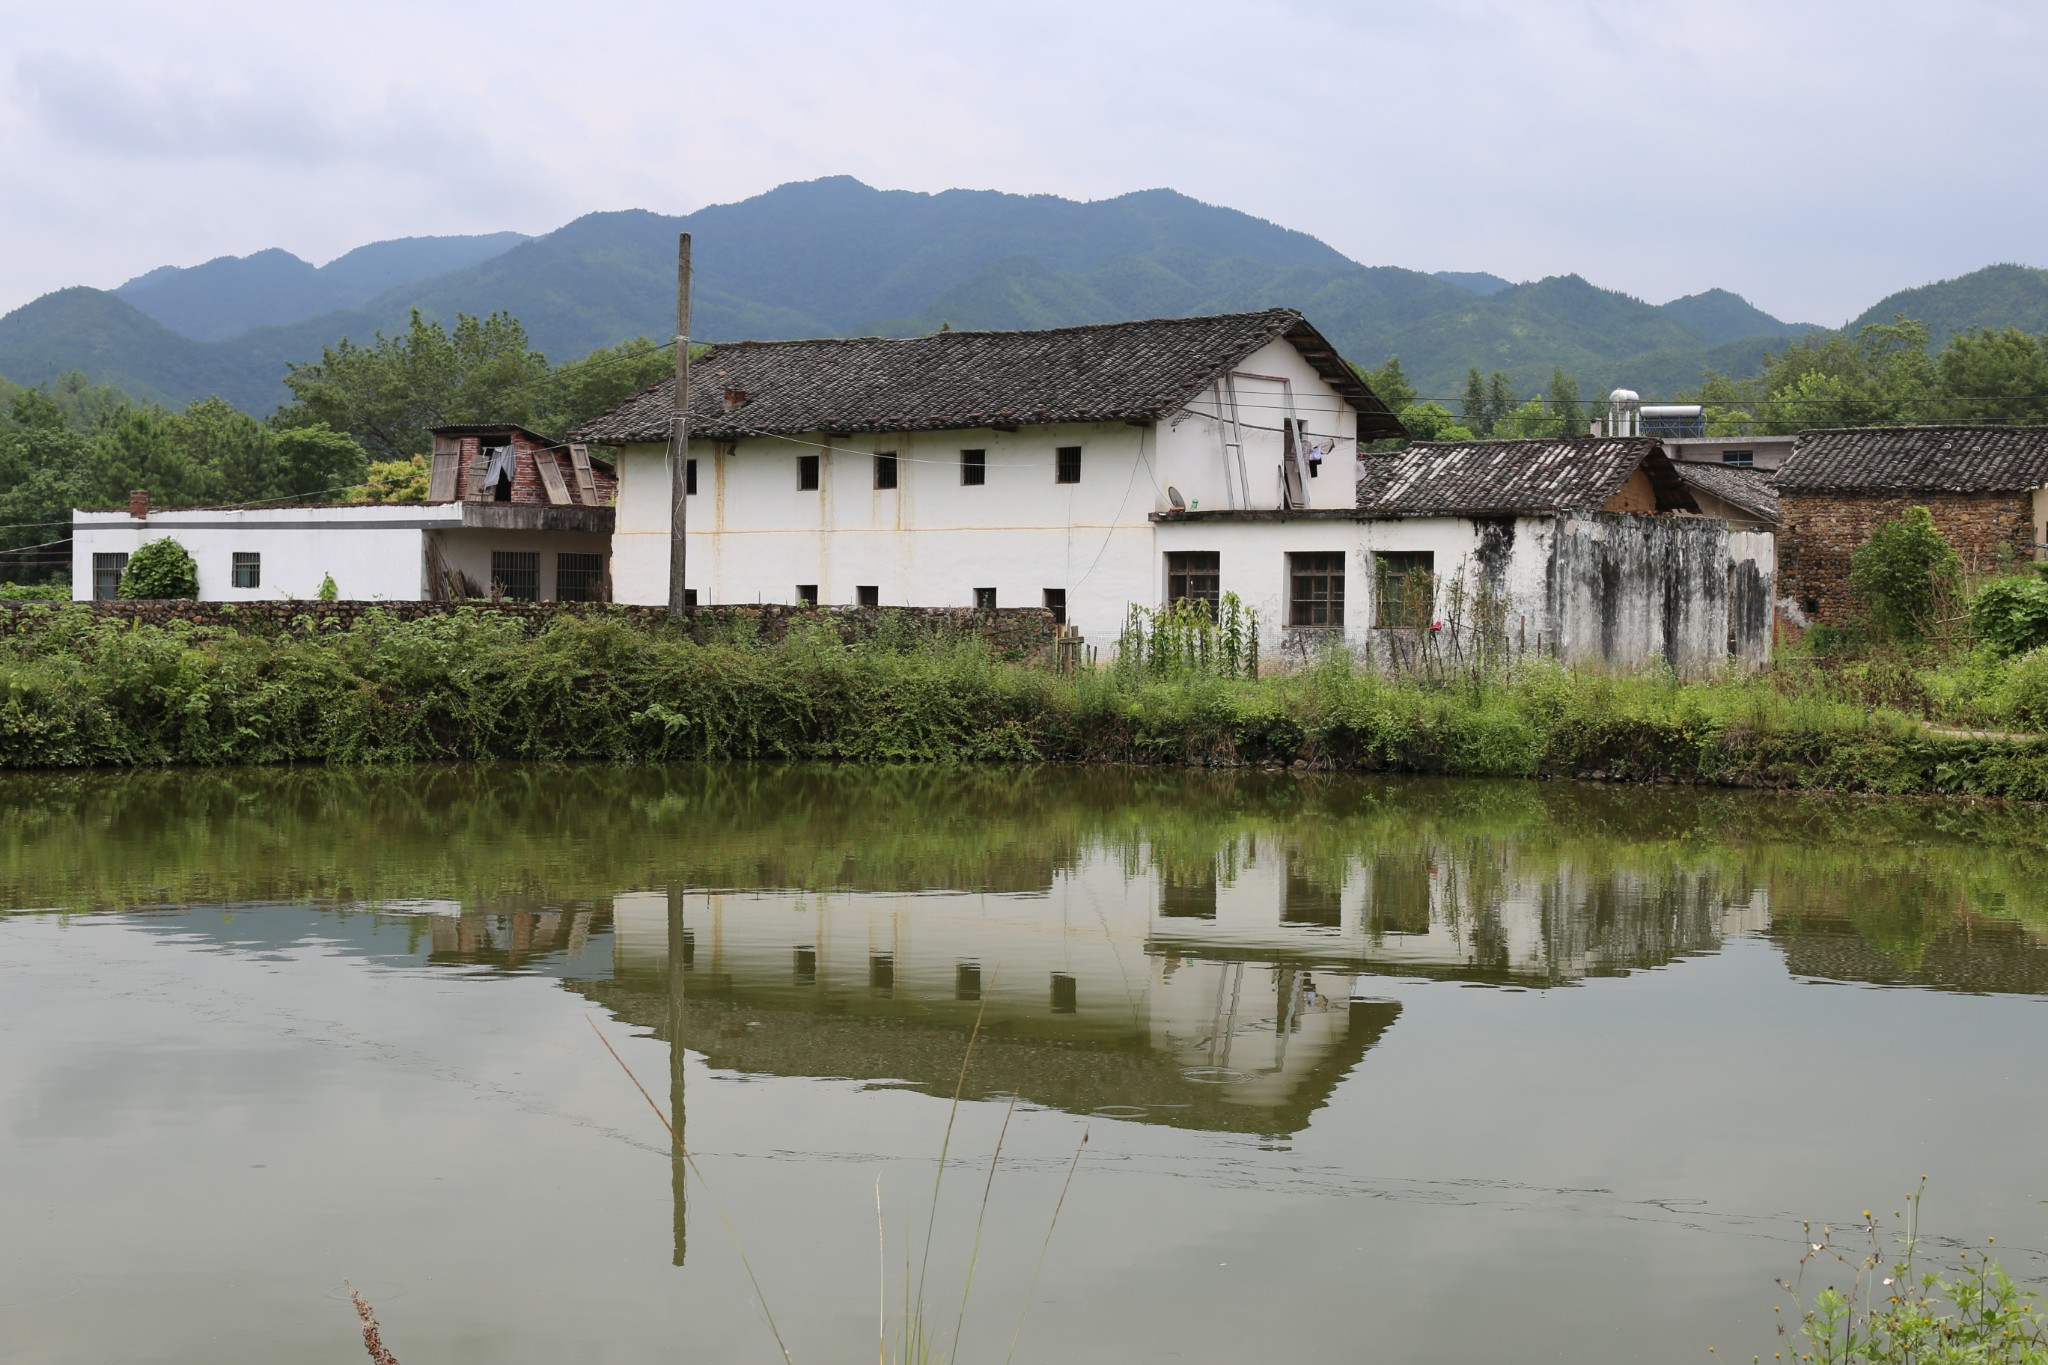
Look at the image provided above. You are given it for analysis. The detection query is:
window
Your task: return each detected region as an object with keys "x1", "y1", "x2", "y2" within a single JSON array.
[
  {"x1": 874, "y1": 452, "x2": 898, "y2": 490},
  {"x1": 856, "y1": 585, "x2": 879, "y2": 607},
  {"x1": 796, "y1": 584, "x2": 818, "y2": 606},
  {"x1": 556, "y1": 552, "x2": 605, "y2": 602},
  {"x1": 92, "y1": 552, "x2": 128, "y2": 601},
  {"x1": 1372, "y1": 551, "x2": 1433, "y2": 629},
  {"x1": 1289, "y1": 552, "x2": 1346, "y2": 628},
  {"x1": 1722, "y1": 449, "x2": 1755, "y2": 468},
  {"x1": 973, "y1": 587, "x2": 997, "y2": 610},
  {"x1": 230, "y1": 552, "x2": 260, "y2": 589},
  {"x1": 1055, "y1": 446, "x2": 1082, "y2": 484},
  {"x1": 685, "y1": 458, "x2": 698, "y2": 495},
  {"x1": 682, "y1": 588, "x2": 699, "y2": 608},
  {"x1": 793, "y1": 946, "x2": 817, "y2": 986},
  {"x1": 955, "y1": 962, "x2": 982, "y2": 1002},
  {"x1": 870, "y1": 952, "x2": 894, "y2": 992},
  {"x1": 1166, "y1": 551, "x2": 1220, "y2": 609},
  {"x1": 1050, "y1": 972, "x2": 1078, "y2": 1014},
  {"x1": 797, "y1": 454, "x2": 820, "y2": 490},
  {"x1": 1042, "y1": 588, "x2": 1066, "y2": 624},
  {"x1": 961, "y1": 449, "x2": 986, "y2": 486},
  {"x1": 491, "y1": 550, "x2": 539, "y2": 602}
]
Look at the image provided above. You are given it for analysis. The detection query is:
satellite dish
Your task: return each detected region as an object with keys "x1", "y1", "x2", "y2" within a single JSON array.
[{"x1": 1167, "y1": 485, "x2": 1187, "y2": 510}]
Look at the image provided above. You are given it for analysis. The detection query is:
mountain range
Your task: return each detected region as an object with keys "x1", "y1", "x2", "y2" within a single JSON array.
[{"x1": 2, "y1": 176, "x2": 2044, "y2": 417}]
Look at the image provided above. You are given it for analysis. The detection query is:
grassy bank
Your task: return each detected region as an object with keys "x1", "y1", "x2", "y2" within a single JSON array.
[{"x1": 5, "y1": 604, "x2": 2048, "y2": 796}]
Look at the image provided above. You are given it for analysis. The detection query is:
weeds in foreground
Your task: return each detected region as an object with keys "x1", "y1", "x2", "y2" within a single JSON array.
[{"x1": 1769, "y1": 1181, "x2": 2048, "y2": 1364}]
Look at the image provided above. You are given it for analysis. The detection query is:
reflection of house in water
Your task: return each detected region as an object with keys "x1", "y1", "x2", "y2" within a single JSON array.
[
  {"x1": 1771, "y1": 911, "x2": 2048, "y2": 996},
  {"x1": 419, "y1": 898, "x2": 614, "y2": 976}
]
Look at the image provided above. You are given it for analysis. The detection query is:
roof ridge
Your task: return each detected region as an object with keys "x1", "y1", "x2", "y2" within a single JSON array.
[{"x1": 700, "y1": 307, "x2": 1303, "y2": 353}]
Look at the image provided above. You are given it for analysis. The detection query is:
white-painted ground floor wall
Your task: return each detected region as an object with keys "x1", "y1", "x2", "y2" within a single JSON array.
[{"x1": 72, "y1": 507, "x2": 617, "y2": 603}]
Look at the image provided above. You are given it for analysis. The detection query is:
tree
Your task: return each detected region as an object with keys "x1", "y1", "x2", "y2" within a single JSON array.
[
  {"x1": 1547, "y1": 369, "x2": 1583, "y2": 437},
  {"x1": 1399, "y1": 401, "x2": 1476, "y2": 442},
  {"x1": 278, "y1": 309, "x2": 551, "y2": 461},
  {"x1": 532, "y1": 336, "x2": 677, "y2": 436},
  {"x1": 1483, "y1": 371, "x2": 1517, "y2": 437},
  {"x1": 1462, "y1": 368, "x2": 1487, "y2": 435},
  {"x1": 1355, "y1": 355, "x2": 1416, "y2": 412},
  {"x1": 1935, "y1": 327, "x2": 2048, "y2": 424},
  {"x1": 351, "y1": 455, "x2": 430, "y2": 504},
  {"x1": 118, "y1": 537, "x2": 198, "y2": 599},
  {"x1": 1848, "y1": 506, "x2": 1961, "y2": 643},
  {"x1": 1756, "y1": 316, "x2": 1940, "y2": 433}
]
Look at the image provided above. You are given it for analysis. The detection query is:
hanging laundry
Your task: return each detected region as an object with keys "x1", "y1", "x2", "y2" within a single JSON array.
[{"x1": 483, "y1": 445, "x2": 517, "y2": 493}]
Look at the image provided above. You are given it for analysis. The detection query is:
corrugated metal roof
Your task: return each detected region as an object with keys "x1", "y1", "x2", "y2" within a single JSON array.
[
  {"x1": 1777, "y1": 425, "x2": 2048, "y2": 493},
  {"x1": 569, "y1": 310, "x2": 1405, "y2": 444}
]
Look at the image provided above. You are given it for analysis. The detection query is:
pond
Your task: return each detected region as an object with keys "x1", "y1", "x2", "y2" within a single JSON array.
[{"x1": 2, "y1": 766, "x2": 2045, "y2": 1364}]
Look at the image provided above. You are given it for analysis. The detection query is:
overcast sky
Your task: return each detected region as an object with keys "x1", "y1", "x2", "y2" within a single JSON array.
[{"x1": 3, "y1": 0, "x2": 2043, "y2": 327}]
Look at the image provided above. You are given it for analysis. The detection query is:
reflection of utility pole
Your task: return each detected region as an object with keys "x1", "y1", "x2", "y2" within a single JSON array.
[{"x1": 668, "y1": 884, "x2": 687, "y2": 1267}]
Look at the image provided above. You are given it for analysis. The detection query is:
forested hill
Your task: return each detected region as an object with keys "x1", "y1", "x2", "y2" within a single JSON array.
[{"x1": 2, "y1": 176, "x2": 2040, "y2": 415}]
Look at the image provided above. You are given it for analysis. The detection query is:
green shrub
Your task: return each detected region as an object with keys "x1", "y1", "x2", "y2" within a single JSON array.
[
  {"x1": 117, "y1": 538, "x2": 198, "y2": 600},
  {"x1": 0, "y1": 582, "x2": 68, "y2": 601},
  {"x1": 1970, "y1": 575, "x2": 2048, "y2": 655},
  {"x1": 1849, "y1": 506, "x2": 1961, "y2": 643},
  {"x1": 317, "y1": 574, "x2": 339, "y2": 602}
]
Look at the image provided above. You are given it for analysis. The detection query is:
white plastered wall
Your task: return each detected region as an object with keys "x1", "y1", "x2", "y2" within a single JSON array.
[
  {"x1": 615, "y1": 423, "x2": 1162, "y2": 648},
  {"x1": 70, "y1": 506, "x2": 458, "y2": 601},
  {"x1": 1152, "y1": 338, "x2": 1362, "y2": 514}
]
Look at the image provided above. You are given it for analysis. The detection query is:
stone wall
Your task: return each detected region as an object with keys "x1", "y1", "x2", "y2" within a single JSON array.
[
  {"x1": 1778, "y1": 491, "x2": 2034, "y2": 622},
  {"x1": 0, "y1": 599, "x2": 1063, "y2": 661}
]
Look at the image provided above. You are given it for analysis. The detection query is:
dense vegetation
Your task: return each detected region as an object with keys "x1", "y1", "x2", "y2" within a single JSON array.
[{"x1": 0, "y1": 601, "x2": 2045, "y2": 796}]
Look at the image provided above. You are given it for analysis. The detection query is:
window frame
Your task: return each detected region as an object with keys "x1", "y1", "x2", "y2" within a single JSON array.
[
  {"x1": 961, "y1": 449, "x2": 986, "y2": 486},
  {"x1": 491, "y1": 550, "x2": 541, "y2": 602},
  {"x1": 973, "y1": 587, "x2": 997, "y2": 611},
  {"x1": 230, "y1": 551, "x2": 261, "y2": 590},
  {"x1": 1165, "y1": 551, "x2": 1221, "y2": 610},
  {"x1": 92, "y1": 552, "x2": 129, "y2": 602},
  {"x1": 1055, "y1": 446, "x2": 1082, "y2": 485},
  {"x1": 1721, "y1": 449, "x2": 1755, "y2": 468},
  {"x1": 856, "y1": 585, "x2": 879, "y2": 607},
  {"x1": 873, "y1": 452, "x2": 898, "y2": 490},
  {"x1": 797, "y1": 454, "x2": 820, "y2": 491},
  {"x1": 1288, "y1": 551, "x2": 1347, "y2": 630},
  {"x1": 556, "y1": 551, "x2": 605, "y2": 602},
  {"x1": 796, "y1": 583, "x2": 819, "y2": 607},
  {"x1": 1372, "y1": 551, "x2": 1435, "y2": 629}
]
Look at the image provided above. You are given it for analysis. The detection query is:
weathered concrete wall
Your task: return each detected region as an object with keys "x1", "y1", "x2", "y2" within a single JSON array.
[
  {"x1": 1777, "y1": 491, "x2": 2034, "y2": 622},
  {"x1": 0, "y1": 601, "x2": 1062, "y2": 660},
  {"x1": 1546, "y1": 513, "x2": 1736, "y2": 676}
]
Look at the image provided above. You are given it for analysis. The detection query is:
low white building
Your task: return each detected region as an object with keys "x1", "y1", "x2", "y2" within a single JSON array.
[{"x1": 71, "y1": 424, "x2": 616, "y2": 602}]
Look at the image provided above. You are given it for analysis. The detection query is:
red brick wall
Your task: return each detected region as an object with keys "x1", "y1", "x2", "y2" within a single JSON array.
[{"x1": 1777, "y1": 491, "x2": 2035, "y2": 621}]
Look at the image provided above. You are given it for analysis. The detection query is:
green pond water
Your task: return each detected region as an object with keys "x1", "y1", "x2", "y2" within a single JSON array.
[{"x1": 2, "y1": 766, "x2": 2046, "y2": 1364}]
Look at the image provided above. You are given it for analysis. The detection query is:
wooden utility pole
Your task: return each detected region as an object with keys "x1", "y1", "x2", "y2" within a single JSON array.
[{"x1": 668, "y1": 233, "x2": 692, "y2": 616}]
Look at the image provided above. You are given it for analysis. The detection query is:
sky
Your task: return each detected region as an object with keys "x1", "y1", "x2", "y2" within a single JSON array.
[{"x1": 2, "y1": 0, "x2": 2045, "y2": 327}]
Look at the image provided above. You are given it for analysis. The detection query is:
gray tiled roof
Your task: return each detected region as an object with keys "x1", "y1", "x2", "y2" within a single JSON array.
[
  {"x1": 1355, "y1": 436, "x2": 1695, "y2": 515},
  {"x1": 1670, "y1": 462, "x2": 1779, "y2": 523},
  {"x1": 570, "y1": 309, "x2": 1404, "y2": 444},
  {"x1": 1776, "y1": 425, "x2": 2048, "y2": 493}
]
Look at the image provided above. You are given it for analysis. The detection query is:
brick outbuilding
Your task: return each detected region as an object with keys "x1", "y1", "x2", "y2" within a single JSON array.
[{"x1": 1774, "y1": 426, "x2": 2048, "y2": 623}]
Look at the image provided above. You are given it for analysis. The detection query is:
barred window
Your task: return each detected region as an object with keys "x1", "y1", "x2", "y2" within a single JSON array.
[
  {"x1": 92, "y1": 552, "x2": 128, "y2": 601},
  {"x1": 491, "y1": 550, "x2": 540, "y2": 602},
  {"x1": 1373, "y1": 551, "x2": 1434, "y2": 629},
  {"x1": 231, "y1": 552, "x2": 260, "y2": 589},
  {"x1": 797, "y1": 454, "x2": 820, "y2": 490},
  {"x1": 874, "y1": 452, "x2": 898, "y2": 490},
  {"x1": 1288, "y1": 552, "x2": 1345, "y2": 628},
  {"x1": 1166, "y1": 551, "x2": 1220, "y2": 608},
  {"x1": 961, "y1": 449, "x2": 986, "y2": 486},
  {"x1": 556, "y1": 552, "x2": 605, "y2": 602},
  {"x1": 1055, "y1": 446, "x2": 1082, "y2": 484}
]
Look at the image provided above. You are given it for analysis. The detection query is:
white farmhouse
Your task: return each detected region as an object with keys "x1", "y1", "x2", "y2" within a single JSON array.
[
  {"x1": 572, "y1": 309, "x2": 1404, "y2": 645},
  {"x1": 576, "y1": 311, "x2": 1773, "y2": 670},
  {"x1": 71, "y1": 424, "x2": 616, "y2": 602}
]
